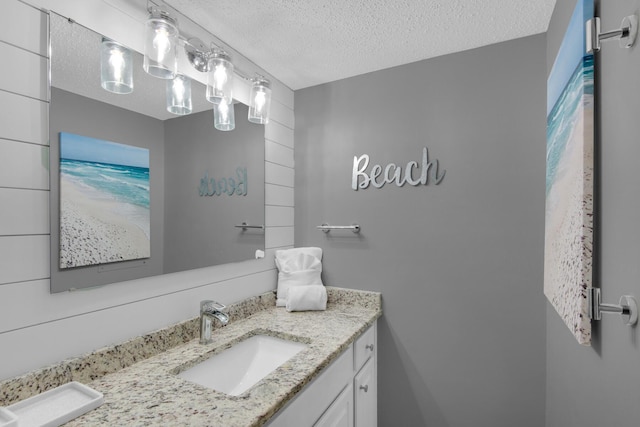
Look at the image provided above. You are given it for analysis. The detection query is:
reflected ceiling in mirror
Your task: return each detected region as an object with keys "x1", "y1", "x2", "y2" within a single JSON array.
[{"x1": 48, "y1": 12, "x2": 266, "y2": 293}]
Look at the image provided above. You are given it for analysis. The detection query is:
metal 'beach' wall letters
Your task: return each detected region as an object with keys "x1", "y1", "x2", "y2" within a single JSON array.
[
  {"x1": 199, "y1": 167, "x2": 248, "y2": 196},
  {"x1": 352, "y1": 147, "x2": 445, "y2": 190}
]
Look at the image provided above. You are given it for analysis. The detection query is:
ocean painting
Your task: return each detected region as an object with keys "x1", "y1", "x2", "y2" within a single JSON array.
[
  {"x1": 544, "y1": 0, "x2": 594, "y2": 345},
  {"x1": 59, "y1": 132, "x2": 150, "y2": 269}
]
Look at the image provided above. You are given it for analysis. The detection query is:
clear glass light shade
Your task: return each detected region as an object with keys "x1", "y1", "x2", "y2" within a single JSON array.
[
  {"x1": 214, "y1": 100, "x2": 235, "y2": 131},
  {"x1": 143, "y1": 10, "x2": 178, "y2": 79},
  {"x1": 100, "y1": 39, "x2": 133, "y2": 94},
  {"x1": 206, "y1": 52, "x2": 234, "y2": 104},
  {"x1": 167, "y1": 74, "x2": 192, "y2": 115},
  {"x1": 248, "y1": 78, "x2": 272, "y2": 124}
]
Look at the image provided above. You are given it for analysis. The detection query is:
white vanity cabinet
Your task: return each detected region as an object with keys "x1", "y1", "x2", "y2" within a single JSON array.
[{"x1": 266, "y1": 321, "x2": 377, "y2": 427}]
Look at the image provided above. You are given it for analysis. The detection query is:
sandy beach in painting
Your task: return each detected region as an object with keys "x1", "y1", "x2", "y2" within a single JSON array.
[
  {"x1": 544, "y1": 101, "x2": 594, "y2": 345},
  {"x1": 59, "y1": 175, "x2": 150, "y2": 268}
]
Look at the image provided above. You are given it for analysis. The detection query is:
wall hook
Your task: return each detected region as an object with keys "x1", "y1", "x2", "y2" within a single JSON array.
[
  {"x1": 586, "y1": 14, "x2": 638, "y2": 53},
  {"x1": 588, "y1": 288, "x2": 638, "y2": 326}
]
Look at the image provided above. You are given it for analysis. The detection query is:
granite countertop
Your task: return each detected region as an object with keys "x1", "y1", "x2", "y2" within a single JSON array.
[{"x1": 56, "y1": 287, "x2": 382, "y2": 427}]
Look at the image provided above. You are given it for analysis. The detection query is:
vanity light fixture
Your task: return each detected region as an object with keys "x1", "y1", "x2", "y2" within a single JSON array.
[
  {"x1": 248, "y1": 76, "x2": 272, "y2": 124},
  {"x1": 143, "y1": 6, "x2": 179, "y2": 79},
  {"x1": 206, "y1": 49, "x2": 234, "y2": 104},
  {"x1": 136, "y1": 1, "x2": 272, "y2": 126},
  {"x1": 100, "y1": 38, "x2": 133, "y2": 94},
  {"x1": 184, "y1": 38, "x2": 210, "y2": 72},
  {"x1": 166, "y1": 73, "x2": 192, "y2": 115},
  {"x1": 586, "y1": 14, "x2": 638, "y2": 53},
  {"x1": 214, "y1": 99, "x2": 235, "y2": 131}
]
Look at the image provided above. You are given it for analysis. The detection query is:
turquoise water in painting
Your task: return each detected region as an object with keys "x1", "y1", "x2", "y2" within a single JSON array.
[
  {"x1": 546, "y1": 55, "x2": 594, "y2": 197},
  {"x1": 60, "y1": 158, "x2": 150, "y2": 209}
]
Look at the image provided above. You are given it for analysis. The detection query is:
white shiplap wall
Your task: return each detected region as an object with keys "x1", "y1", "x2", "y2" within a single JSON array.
[{"x1": 0, "y1": 0, "x2": 294, "y2": 381}]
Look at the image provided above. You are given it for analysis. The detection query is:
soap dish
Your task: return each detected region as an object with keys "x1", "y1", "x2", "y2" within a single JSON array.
[
  {"x1": 6, "y1": 381, "x2": 103, "y2": 427},
  {"x1": 0, "y1": 407, "x2": 18, "y2": 427}
]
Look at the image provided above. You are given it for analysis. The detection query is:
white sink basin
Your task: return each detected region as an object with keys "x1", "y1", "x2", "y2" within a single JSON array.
[{"x1": 178, "y1": 335, "x2": 307, "y2": 396}]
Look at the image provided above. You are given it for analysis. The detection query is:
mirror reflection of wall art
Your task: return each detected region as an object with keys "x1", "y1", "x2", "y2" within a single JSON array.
[
  {"x1": 544, "y1": 0, "x2": 594, "y2": 346},
  {"x1": 59, "y1": 132, "x2": 151, "y2": 269}
]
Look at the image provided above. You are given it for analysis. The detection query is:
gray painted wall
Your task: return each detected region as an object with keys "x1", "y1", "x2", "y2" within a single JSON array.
[
  {"x1": 163, "y1": 103, "x2": 265, "y2": 271},
  {"x1": 546, "y1": 0, "x2": 640, "y2": 425},
  {"x1": 295, "y1": 35, "x2": 547, "y2": 426}
]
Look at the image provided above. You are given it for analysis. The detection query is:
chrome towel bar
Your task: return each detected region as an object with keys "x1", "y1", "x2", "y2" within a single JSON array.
[
  {"x1": 317, "y1": 223, "x2": 360, "y2": 234},
  {"x1": 235, "y1": 222, "x2": 265, "y2": 230}
]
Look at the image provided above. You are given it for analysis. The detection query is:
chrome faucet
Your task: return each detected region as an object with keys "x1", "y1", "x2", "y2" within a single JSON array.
[{"x1": 199, "y1": 300, "x2": 229, "y2": 345}]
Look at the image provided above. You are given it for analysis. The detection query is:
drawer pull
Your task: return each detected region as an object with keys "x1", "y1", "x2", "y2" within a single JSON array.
[
  {"x1": 359, "y1": 384, "x2": 369, "y2": 392},
  {"x1": 365, "y1": 344, "x2": 374, "y2": 351}
]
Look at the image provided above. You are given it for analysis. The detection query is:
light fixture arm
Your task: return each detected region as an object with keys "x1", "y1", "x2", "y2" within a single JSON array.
[
  {"x1": 184, "y1": 38, "x2": 210, "y2": 72},
  {"x1": 181, "y1": 38, "x2": 263, "y2": 86},
  {"x1": 586, "y1": 15, "x2": 638, "y2": 53}
]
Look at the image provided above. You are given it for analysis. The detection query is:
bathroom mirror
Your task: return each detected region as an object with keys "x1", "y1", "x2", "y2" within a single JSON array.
[{"x1": 48, "y1": 12, "x2": 265, "y2": 293}]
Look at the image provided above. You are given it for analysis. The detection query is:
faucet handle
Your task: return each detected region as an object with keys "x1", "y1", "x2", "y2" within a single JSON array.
[{"x1": 200, "y1": 300, "x2": 226, "y2": 312}]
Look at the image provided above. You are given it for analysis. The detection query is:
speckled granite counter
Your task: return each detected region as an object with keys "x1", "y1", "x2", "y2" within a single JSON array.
[{"x1": 0, "y1": 287, "x2": 381, "y2": 427}]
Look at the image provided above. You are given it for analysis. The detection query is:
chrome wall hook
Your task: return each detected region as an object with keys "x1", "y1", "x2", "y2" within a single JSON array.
[
  {"x1": 586, "y1": 14, "x2": 638, "y2": 53},
  {"x1": 588, "y1": 288, "x2": 638, "y2": 326}
]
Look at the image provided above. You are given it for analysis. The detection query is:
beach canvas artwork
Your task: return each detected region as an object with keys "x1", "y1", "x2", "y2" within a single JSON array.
[
  {"x1": 59, "y1": 132, "x2": 151, "y2": 269},
  {"x1": 544, "y1": 0, "x2": 594, "y2": 345}
]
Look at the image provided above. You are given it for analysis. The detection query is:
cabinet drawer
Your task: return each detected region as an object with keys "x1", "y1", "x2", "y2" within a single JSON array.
[{"x1": 354, "y1": 325, "x2": 375, "y2": 372}]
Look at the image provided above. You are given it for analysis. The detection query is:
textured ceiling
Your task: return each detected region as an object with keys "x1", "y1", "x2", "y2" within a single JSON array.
[
  {"x1": 51, "y1": 0, "x2": 557, "y2": 118},
  {"x1": 165, "y1": 0, "x2": 557, "y2": 90}
]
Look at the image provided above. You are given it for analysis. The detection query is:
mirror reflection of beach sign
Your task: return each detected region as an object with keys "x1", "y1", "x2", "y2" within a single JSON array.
[
  {"x1": 544, "y1": 0, "x2": 594, "y2": 346},
  {"x1": 59, "y1": 132, "x2": 150, "y2": 269}
]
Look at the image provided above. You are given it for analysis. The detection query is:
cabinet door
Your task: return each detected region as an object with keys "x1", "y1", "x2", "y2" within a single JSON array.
[
  {"x1": 354, "y1": 358, "x2": 376, "y2": 427},
  {"x1": 314, "y1": 384, "x2": 354, "y2": 427}
]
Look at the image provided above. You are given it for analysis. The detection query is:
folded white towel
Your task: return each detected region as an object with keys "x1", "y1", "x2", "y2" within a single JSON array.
[
  {"x1": 286, "y1": 285, "x2": 327, "y2": 312},
  {"x1": 275, "y1": 248, "x2": 323, "y2": 275},
  {"x1": 275, "y1": 247, "x2": 324, "y2": 307},
  {"x1": 275, "y1": 247, "x2": 323, "y2": 268}
]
